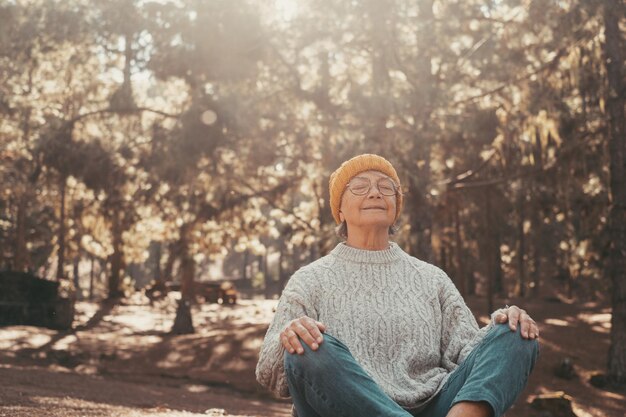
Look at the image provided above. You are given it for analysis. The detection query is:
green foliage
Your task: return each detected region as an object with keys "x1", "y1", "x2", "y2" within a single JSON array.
[{"x1": 0, "y1": 0, "x2": 620, "y2": 332}]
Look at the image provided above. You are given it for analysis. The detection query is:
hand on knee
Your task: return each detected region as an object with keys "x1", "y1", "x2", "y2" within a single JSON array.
[{"x1": 284, "y1": 334, "x2": 337, "y2": 378}]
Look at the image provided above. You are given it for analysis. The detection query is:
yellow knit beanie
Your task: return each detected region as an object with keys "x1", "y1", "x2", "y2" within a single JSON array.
[{"x1": 329, "y1": 154, "x2": 403, "y2": 224}]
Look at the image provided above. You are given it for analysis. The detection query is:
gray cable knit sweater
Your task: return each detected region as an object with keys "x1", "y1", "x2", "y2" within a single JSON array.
[{"x1": 256, "y1": 242, "x2": 495, "y2": 412}]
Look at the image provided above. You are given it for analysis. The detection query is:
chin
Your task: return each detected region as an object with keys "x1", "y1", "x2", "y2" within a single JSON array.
[
  {"x1": 359, "y1": 221, "x2": 393, "y2": 229},
  {"x1": 361, "y1": 213, "x2": 393, "y2": 222}
]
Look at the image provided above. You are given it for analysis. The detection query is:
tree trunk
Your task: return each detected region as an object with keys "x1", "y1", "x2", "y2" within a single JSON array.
[
  {"x1": 530, "y1": 180, "x2": 542, "y2": 298},
  {"x1": 153, "y1": 241, "x2": 163, "y2": 284},
  {"x1": 407, "y1": 0, "x2": 436, "y2": 262},
  {"x1": 14, "y1": 194, "x2": 28, "y2": 271},
  {"x1": 603, "y1": 0, "x2": 626, "y2": 384},
  {"x1": 484, "y1": 187, "x2": 494, "y2": 315},
  {"x1": 180, "y1": 251, "x2": 195, "y2": 303},
  {"x1": 171, "y1": 225, "x2": 195, "y2": 335},
  {"x1": 242, "y1": 249, "x2": 249, "y2": 281},
  {"x1": 171, "y1": 299, "x2": 194, "y2": 335},
  {"x1": 531, "y1": 229, "x2": 541, "y2": 297},
  {"x1": 517, "y1": 184, "x2": 526, "y2": 297},
  {"x1": 73, "y1": 256, "x2": 80, "y2": 298},
  {"x1": 366, "y1": 0, "x2": 391, "y2": 146},
  {"x1": 490, "y1": 186, "x2": 506, "y2": 295},
  {"x1": 56, "y1": 177, "x2": 66, "y2": 280},
  {"x1": 528, "y1": 125, "x2": 545, "y2": 298},
  {"x1": 454, "y1": 197, "x2": 466, "y2": 296},
  {"x1": 262, "y1": 253, "x2": 273, "y2": 298},
  {"x1": 494, "y1": 220, "x2": 503, "y2": 295},
  {"x1": 15, "y1": 97, "x2": 32, "y2": 272},
  {"x1": 73, "y1": 208, "x2": 82, "y2": 296},
  {"x1": 108, "y1": 213, "x2": 124, "y2": 299},
  {"x1": 89, "y1": 256, "x2": 95, "y2": 301},
  {"x1": 563, "y1": 158, "x2": 575, "y2": 299},
  {"x1": 163, "y1": 241, "x2": 178, "y2": 282},
  {"x1": 278, "y1": 235, "x2": 289, "y2": 291},
  {"x1": 440, "y1": 245, "x2": 447, "y2": 274},
  {"x1": 407, "y1": 156, "x2": 435, "y2": 261}
]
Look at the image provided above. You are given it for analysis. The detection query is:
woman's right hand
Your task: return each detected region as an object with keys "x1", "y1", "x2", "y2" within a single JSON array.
[{"x1": 280, "y1": 316, "x2": 327, "y2": 354}]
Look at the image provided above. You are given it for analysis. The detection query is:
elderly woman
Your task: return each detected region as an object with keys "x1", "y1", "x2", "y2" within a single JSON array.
[{"x1": 256, "y1": 154, "x2": 539, "y2": 417}]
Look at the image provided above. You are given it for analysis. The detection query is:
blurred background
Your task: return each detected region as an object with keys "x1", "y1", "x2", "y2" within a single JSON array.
[{"x1": 0, "y1": 0, "x2": 624, "y2": 416}]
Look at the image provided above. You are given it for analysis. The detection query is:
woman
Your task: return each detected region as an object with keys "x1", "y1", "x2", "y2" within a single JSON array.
[{"x1": 256, "y1": 154, "x2": 539, "y2": 417}]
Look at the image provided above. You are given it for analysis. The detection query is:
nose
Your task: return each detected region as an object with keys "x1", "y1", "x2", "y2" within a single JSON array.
[{"x1": 366, "y1": 185, "x2": 383, "y2": 198}]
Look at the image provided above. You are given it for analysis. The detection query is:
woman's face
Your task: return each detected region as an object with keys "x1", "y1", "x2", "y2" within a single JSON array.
[{"x1": 338, "y1": 170, "x2": 397, "y2": 232}]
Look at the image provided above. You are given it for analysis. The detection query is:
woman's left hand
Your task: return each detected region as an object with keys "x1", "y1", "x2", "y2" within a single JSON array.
[{"x1": 494, "y1": 305, "x2": 539, "y2": 340}]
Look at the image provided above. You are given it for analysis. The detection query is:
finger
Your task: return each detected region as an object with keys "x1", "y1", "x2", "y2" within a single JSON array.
[
  {"x1": 299, "y1": 319, "x2": 323, "y2": 349},
  {"x1": 495, "y1": 312, "x2": 508, "y2": 323},
  {"x1": 303, "y1": 319, "x2": 324, "y2": 344},
  {"x1": 286, "y1": 329, "x2": 304, "y2": 354},
  {"x1": 292, "y1": 322, "x2": 319, "y2": 351},
  {"x1": 280, "y1": 331, "x2": 296, "y2": 353},
  {"x1": 520, "y1": 315, "x2": 532, "y2": 338},
  {"x1": 509, "y1": 307, "x2": 522, "y2": 331},
  {"x1": 530, "y1": 322, "x2": 540, "y2": 339},
  {"x1": 316, "y1": 320, "x2": 327, "y2": 333},
  {"x1": 280, "y1": 333, "x2": 296, "y2": 354}
]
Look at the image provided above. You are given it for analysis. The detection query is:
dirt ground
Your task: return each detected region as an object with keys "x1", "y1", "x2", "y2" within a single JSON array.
[{"x1": 0, "y1": 292, "x2": 624, "y2": 417}]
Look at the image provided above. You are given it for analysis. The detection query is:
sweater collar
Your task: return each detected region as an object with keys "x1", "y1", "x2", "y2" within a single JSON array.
[{"x1": 330, "y1": 241, "x2": 405, "y2": 264}]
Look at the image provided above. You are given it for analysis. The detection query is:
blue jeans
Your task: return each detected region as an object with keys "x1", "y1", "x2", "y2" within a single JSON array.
[{"x1": 284, "y1": 323, "x2": 539, "y2": 417}]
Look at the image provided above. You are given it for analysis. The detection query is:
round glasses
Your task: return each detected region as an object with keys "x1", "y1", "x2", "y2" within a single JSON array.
[{"x1": 346, "y1": 177, "x2": 398, "y2": 196}]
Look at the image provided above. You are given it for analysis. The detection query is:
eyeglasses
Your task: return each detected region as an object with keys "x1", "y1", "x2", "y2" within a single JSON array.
[{"x1": 346, "y1": 177, "x2": 399, "y2": 196}]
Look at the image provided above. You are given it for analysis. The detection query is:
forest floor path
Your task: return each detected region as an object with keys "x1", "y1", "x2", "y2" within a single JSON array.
[{"x1": 0, "y1": 293, "x2": 623, "y2": 416}]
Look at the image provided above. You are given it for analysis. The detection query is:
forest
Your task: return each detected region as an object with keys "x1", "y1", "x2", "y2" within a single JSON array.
[{"x1": 0, "y1": 1, "x2": 624, "y2": 416}]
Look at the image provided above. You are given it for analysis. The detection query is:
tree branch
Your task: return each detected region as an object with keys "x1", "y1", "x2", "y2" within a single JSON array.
[{"x1": 67, "y1": 107, "x2": 180, "y2": 126}]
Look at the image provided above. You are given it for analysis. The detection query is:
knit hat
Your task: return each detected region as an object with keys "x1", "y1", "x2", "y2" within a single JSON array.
[{"x1": 329, "y1": 154, "x2": 403, "y2": 224}]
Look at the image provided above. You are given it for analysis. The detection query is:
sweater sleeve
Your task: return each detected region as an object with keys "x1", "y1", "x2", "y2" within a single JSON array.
[
  {"x1": 255, "y1": 268, "x2": 318, "y2": 398},
  {"x1": 438, "y1": 269, "x2": 494, "y2": 371}
]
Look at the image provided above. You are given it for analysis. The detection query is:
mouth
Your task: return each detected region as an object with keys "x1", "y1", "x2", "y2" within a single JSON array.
[{"x1": 362, "y1": 207, "x2": 386, "y2": 210}]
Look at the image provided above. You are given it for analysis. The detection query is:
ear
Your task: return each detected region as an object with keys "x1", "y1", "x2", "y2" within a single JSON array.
[{"x1": 339, "y1": 210, "x2": 345, "y2": 222}]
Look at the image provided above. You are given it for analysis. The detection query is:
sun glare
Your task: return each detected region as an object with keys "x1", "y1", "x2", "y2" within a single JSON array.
[{"x1": 273, "y1": 0, "x2": 301, "y2": 21}]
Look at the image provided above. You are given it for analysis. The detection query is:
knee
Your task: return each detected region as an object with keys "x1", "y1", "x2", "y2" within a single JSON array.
[
  {"x1": 283, "y1": 333, "x2": 341, "y2": 377},
  {"x1": 490, "y1": 324, "x2": 539, "y2": 363}
]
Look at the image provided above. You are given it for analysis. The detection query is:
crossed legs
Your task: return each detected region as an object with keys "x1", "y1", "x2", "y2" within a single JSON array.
[{"x1": 284, "y1": 324, "x2": 539, "y2": 417}]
